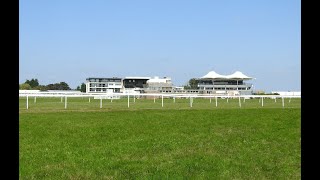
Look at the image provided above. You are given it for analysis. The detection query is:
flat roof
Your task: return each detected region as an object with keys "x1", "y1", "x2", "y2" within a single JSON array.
[
  {"x1": 124, "y1": 77, "x2": 151, "y2": 79},
  {"x1": 86, "y1": 77, "x2": 122, "y2": 80}
]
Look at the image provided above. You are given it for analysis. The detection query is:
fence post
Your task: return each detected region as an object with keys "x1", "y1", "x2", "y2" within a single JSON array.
[
  {"x1": 162, "y1": 95, "x2": 164, "y2": 107},
  {"x1": 65, "y1": 96, "x2": 67, "y2": 109},
  {"x1": 128, "y1": 95, "x2": 130, "y2": 108},
  {"x1": 215, "y1": 96, "x2": 217, "y2": 107},
  {"x1": 26, "y1": 95, "x2": 29, "y2": 109}
]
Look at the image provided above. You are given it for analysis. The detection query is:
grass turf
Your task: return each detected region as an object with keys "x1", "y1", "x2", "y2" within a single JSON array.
[{"x1": 19, "y1": 97, "x2": 300, "y2": 179}]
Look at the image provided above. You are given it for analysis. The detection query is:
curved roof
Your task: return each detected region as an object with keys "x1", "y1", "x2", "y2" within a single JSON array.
[
  {"x1": 201, "y1": 71, "x2": 227, "y2": 79},
  {"x1": 200, "y1": 71, "x2": 254, "y2": 80},
  {"x1": 226, "y1": 71, "x2": 253, "y2": 80}
]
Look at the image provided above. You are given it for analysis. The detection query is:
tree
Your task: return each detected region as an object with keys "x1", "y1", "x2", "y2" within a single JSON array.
[
  {"x1": 76, "y1": 86, "x2": 80, "y2": 91},
  {"x1": 59, "y1": 82, "x2": 71, "y2": 90},
  {"x1": 80, "y1": 83, "x2": 86, "y2": 92},
  {"x1": 46, "y1": 82, "x2": 71, "y2": 90},
  {"x1": 19, "y1": 83, "x2": 31, "y2": 90},
  {"x1": 25, "y1": 78, "x2": 39, "y2": 88},
  {"x1": 189, "y1": 78, "x2": 199, "y2": 89}
]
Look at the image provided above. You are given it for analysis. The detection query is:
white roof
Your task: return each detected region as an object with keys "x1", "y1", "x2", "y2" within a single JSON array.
[
  {"x1": 148, "y1": 79, "x2": 167, "y2": 83},
  {"x1": 226, "y1": 71, "x2": 253, "y2": 80},
  {"x1": 124, "y1": 77, "x2": 151, "y2": 79},
  {"x1": 201, "y1": 71, "x2": 227, "y2": 79},
  {"x1": 200, "y1": 71, "x2": 254, "y2": 80}
]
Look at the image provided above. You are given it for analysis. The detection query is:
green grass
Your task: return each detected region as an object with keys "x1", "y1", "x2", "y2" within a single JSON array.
[{"x1": 19, "y1": 97, "x2": 301, "y2": 179}]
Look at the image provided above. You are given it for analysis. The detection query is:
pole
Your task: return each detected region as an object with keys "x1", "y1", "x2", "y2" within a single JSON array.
[
  {"x1": 34, "y1": 96, "x2": 36, "y2": 103},
  {"x1": 26, "y1": 95, "x2": 29, "y2": 109},
  {"x1": 227, "y1": 97, "x2": 229, "y2": 103},
  {"x1": 89, "y1": 97, "x2": 90, "y2": 103},
  {"x1": 162, "y1": 95, "x2": 164, "y2": 107},
  {"x1": 173, "y1": 97, "x2": 175, "y2": 103},
  {"x1": 275, "y1": 97, "x2": 277, "y2": 103},
  {"x1": 239, "y1": 96, "x2": 241, "y2": 108},
  {"x1": 261, "y1": 97, "x2": 264, "y2": 107},
  {"x1": 127, "y1": 95, "x2": 130, "y2": 108},
  {"x1": 61, "y1": 96, "x2": 63, "y2": 103},
  {"x1": 243, "y1": 97, "x2": 245, "y2": 103},
  {"x1": 210, "y1": 97, "x2": 212, "y2": 103},
  {"x1": 100, "y1": 97, "x2": 102, "y2": 108},
  {"x1": 215, "y1": 96, "x2": 217, "y2": 107},
  {"x1": 154, "y1": 97, "x2": 155, "y2": 103},
  {"x1": 65, "y1": 96, "x2": 67, "y2": 109},
  {"x1": 190, "y1": 97, "x2": 192, "y2": 107},
  {"x1": 289, "y1": 98, "x2": 291, "y2": 103},
  {"x1": 282, "y1": 97, "x2": 284, "y2": 108},
  {"x1": 134, "y1": 95, "x2": 135, "y2": 103}
]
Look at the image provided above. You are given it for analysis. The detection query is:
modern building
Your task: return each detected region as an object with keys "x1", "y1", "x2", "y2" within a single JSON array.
[
  {"x1": 122, "y1": 77, "x2": 150, "y2": 93},
  {"x1": 198, "y1": 71, "x2": 254, "y2": 95},
  {"x1": 86, "y1": 77, "x2": 122, "y2": 93},
  {"x1": 146, "y1": 76, "x2": 173, "y2": 93}
]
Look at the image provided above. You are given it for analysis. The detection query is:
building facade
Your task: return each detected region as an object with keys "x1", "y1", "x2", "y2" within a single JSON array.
[
  {"x1": 86, "y1": 77, "x2": 122, "y2": 93},
  {"x1": 198, "y1": 71, "x2": 254, "y2": 95}
]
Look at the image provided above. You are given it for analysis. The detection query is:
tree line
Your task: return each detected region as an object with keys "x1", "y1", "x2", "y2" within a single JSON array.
[{"x1": 19, "y1": 78, "x2": 86, "y2": 92}]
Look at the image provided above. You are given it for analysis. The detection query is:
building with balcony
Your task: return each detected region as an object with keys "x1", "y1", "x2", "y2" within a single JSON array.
[
  {"x1": 122, "y1": 77, "x2": 150, "y2": 93},
  {"x1": 146, "y1": 76, "x2": 173, "y2": 93},
  {"x1": 86, "y1": 77, "x2": 122, "y2": 93},
  {"x1": 198, "y1": 71, "x2": 254, "y2": 95}
]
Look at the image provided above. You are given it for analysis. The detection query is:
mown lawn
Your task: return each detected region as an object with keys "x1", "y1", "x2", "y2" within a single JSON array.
[{"x1": 19, "y1": 102, "x2": 301, "y2": 179}]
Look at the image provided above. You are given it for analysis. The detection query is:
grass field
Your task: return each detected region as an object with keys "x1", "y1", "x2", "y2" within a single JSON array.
[{"x1": 19, "y1": 97, "x2": 301, "y2": 179}]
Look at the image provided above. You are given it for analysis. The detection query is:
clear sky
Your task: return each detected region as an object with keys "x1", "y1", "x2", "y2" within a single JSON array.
[{"x1": 19, "y1": 0, "x2": 300, "y2": 92}]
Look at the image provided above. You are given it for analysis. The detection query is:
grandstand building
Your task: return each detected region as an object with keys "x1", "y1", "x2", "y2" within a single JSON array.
[
  {"x1": 198, "y1": 71, "x2": 254, "y2": 95},
  {"x1": 86, "y1": 77, "x2": 122, "y2": 93},
  {"x1": 145, "y1": 76, "x2": 173, "y2": 93}
]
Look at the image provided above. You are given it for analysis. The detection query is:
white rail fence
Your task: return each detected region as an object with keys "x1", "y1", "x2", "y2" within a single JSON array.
[{"x1": 19, "y1": 92, "x2": 301, "y2": 110}]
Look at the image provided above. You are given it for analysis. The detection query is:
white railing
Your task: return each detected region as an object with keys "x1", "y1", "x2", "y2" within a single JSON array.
[{"x1": 19, "y1": 91, "x2": 301, "y2": 110}]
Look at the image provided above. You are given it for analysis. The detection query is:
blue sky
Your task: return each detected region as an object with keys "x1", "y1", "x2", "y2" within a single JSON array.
[{"x1": 19, "y1": 0, "x2": 300, "y2": 92}]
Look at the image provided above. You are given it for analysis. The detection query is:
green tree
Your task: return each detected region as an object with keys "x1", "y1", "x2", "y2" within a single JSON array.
[
  {"x1": 80, "y1": 83, "x2": 86, "y2": 92},
  {"x1": 184, "y1": 78, "x2": 199, "y2": 89},
  {"x1": 19, "y1": 83, "x2": 31, "y2": 90},
  {"x1": 25, "y1": 78, "x2": 39, "y2": 88},
  {"x1": 46, "y1": 82, "x2": 71, "y2": 90}
]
